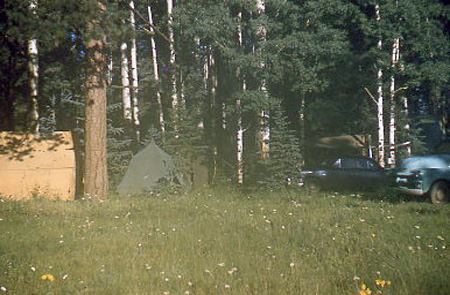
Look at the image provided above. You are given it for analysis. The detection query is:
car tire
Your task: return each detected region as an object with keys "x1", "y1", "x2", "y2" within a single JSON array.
[{"x1": 430, "y1": 181, "x2": 450, "y2": 205}]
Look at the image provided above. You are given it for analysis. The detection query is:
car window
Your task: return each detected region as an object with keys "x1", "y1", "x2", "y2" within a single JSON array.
[
  {"x1": 331, "y1": 159, "x2": 341, "y2": 168},
  {"x1": 355, "y1": 159, "x2": 368, "y2": 169},
  {"x1": 341, "y1": 158, "x2": 356, "y2": 169}
]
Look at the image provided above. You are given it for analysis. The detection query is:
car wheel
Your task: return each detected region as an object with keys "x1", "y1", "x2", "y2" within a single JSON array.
[{"x1": 430, "y1": 181, "x2": 450, "y2": 205}]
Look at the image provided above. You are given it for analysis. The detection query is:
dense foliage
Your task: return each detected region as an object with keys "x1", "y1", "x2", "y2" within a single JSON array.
[{"x1": 0, "y1": 0, "x2": 449, "y2": 188}]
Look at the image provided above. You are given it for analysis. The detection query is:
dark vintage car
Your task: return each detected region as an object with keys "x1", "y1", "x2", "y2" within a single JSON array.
[
  {"x1": 298, "y1": 157, "x2": 388, "y2": 192},
  {"x1": 392, "y1": 154, "x2": 450, "y2": 204}
]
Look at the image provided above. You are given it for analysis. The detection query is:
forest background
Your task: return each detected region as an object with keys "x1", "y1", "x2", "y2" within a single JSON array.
[{"x1": 0, "y1": 0, "x2": 449, "y2": 198}]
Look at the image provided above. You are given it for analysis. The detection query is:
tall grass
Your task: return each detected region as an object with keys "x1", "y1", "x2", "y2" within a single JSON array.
[{"x1": 1, "y1": 188, "x2": 449, "y2": 294}]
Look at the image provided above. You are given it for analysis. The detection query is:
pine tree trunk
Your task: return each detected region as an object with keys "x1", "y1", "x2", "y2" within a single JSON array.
[
  {"x1": 27, "y1": 0, "x2": 39, "y2": 133},
  {"x1": 129, "y1": 0, "x2": 140, "y2": 143},
  {"x1": 120, "y1": 42, "x2": 132, "y2": 121},
  {"x1": 376, "y1": 3, "x2": 385, "y2": 168},
  {"x1": 148, "y1": 5, "x2": 165, "y2": 134},
  {"x1": 256, "y1": 0, "x2": 270, "y2": 160},
  {"x1": 84, "y1": 2, "x2": 108, "y2": 200},
  {"x1": 167, "y1": 0, "x2": 178, "y2": 136}
]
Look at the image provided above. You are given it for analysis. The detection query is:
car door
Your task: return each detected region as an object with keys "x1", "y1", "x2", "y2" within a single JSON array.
[
  {"x1": 315, "y1": 158, "x2": 346, "y2": 190},
  {"x1": 336, "y1": 158, "x2": 359, "y2": 189},
  {"x1": 354, "y1": 158, "x2": 384, "y2": 190}
]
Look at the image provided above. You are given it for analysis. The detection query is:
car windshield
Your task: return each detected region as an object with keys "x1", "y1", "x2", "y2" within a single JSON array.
[{"x1": 401, "y1": 154, "x2": 450, "y2": 169}]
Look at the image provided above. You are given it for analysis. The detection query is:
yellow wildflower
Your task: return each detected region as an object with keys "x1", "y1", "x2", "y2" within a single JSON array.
[
  {"x1": 361, "y1": 284, "x2": 367, "y2": 290},
  {"x1": 387, "y1": 280, "x2": 391, "y2": 286},
  {"x1": 359, "y1": 290, "x2": 366, "y2": 295},
  {"x1": 371, "y1": 233, "x2": 376, "y2": 238},
  {"x1": 41, "y1": 274, "x2": 55, "y2": 282},
  {"x1": 366, "y1": 288, "x2": 372, "y2": 294}
]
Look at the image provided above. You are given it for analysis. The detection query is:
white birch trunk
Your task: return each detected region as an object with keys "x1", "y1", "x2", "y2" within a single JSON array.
[
  {"x1": 120, "y1": 42, "x2": 132, "y2": 121},
  {"x1": 167, "y1": 0, "x2": 178, "y2": 136},
  {"x1": 299, "y1": 94, "x2": 306, "y2": 166},
  {"x1": 209, "y1": 45, "x2": 218, "y2": 184},
  {"x1": 107, "y1": 49, "x2": 113, "y2": 86},
  {"x1": 28, "y1": 0, "x2": 39, "y2": 133},
  {"x1": 148, "y1": 5, "x2": 165, "y2": 134},
  {"x1": 376, "y1": 3, "x2": 385, "y2": 168},
  {"x1": 236, "y1": 12, "x2": 245, "y2": 184},
  {"x1": 129, "y1": 0, "x2": 140, "y2": 142},
  {"x1": 388, "y1": 37, "x2": 400, "y2": 167},
  {"x1": 402, "y1": 95, "x2": 412, "y2": 155},
  {"x1": 256, "y1": 0, "x2": 270, "y2": 160}
]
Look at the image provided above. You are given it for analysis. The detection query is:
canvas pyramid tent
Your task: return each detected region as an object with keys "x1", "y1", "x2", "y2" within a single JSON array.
[{"x1": 117, "y1": 142, "x2": 184, "y2": 195}]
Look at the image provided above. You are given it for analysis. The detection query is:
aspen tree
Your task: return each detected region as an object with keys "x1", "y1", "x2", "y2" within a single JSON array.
[
  {"x1": 256, "y1": 0, "x2": 270, "y2": 160},
  {"x1": 376, "y1": 2, "x2": 385, "y2": 168},
  {"x1": 388, "y1": 37, "x2": 400, "y2": 167},
  {"x1": 209, "y1": 46, "x2": 218, "y2": 184},
  {"x1": 120, "y1": 42, "x2": 132, "y2": 121},
  {"x1": 236, "y1": 11, "x2": 245, "y2": 184},
  {"x1": 148, "y1": 5, "x2": 165, "y2": 134},
  {"x1": 27, "y1": 0, "x2": 39, "y2": 133},
  {"x1": 167, "y1": 0, "x2": 178, "y2": 137},
  {"x1": 387, "y1": 0, "x2": 400, "y2": 167},
  {"x1": 129, "y1": 0, "x2": 140, "y2": 143},
  {"x1": 402, "y1": 93, "x2": 412, "y2": 155}
]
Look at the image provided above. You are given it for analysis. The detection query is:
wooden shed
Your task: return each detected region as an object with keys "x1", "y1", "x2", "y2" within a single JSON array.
[{"x1": 0, "y1": 131, "x2": 76, "y2": 201}]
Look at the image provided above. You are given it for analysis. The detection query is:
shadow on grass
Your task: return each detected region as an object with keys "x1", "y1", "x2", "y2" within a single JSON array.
[
  {"x1": 358, "y1": 190, "x2": 430, "y2": 205},
  {"x1": 299, "y1": 187, "x2": 432, "y2": 205}
]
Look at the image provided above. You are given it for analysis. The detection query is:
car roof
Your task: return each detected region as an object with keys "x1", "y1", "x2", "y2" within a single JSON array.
[{"x1": 401, "y1": 154, "x2": 450, "y2": 169}]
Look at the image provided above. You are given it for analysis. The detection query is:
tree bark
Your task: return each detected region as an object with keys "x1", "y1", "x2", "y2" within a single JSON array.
[
  {"x1": 84, "y1": 2, "x2": 108, "y2": 200},
  {"x1": 299, "y1": 94, "x2": 306, "y2": 166},
  {"x1": 27, "y1": 0, "x2": 39, "y2": 134},
  {"x1": 167, "y1": 0, "x2": 178, "y2": 136},
  {"x1": 401, "y1": 94, "x2": 411, "y2": 155},
  {"x1": 388, "y1": 37, "x2": 400, "y2": 167},
  {"x1": 148, "y1": 4, "x2": 165, "y2": 134},
  {"x1": 129, "y1": 0, "x2": 140, "y2": 143},
  {"x1": 256, "y1": 0, "x2": 270, "y2": 160},
  {"x1": 236, "y1": 12, "x2": 245, "y2": 184},
  {"x1": 120, "y1": 42, "x2": 132, "y2": 121},
  {"x1": 376, "y1": 3, "x2": 385, "y2": 168}
]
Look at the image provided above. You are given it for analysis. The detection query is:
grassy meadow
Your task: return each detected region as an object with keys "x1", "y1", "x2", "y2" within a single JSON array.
[{"x1": 1, "y1": 188, "x2": 449, "y2": 295}]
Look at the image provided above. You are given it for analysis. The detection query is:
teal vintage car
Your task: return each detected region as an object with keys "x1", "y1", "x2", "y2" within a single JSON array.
[{"x1": 393, "y1": 154, "x2": 450, "y2": 204}]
